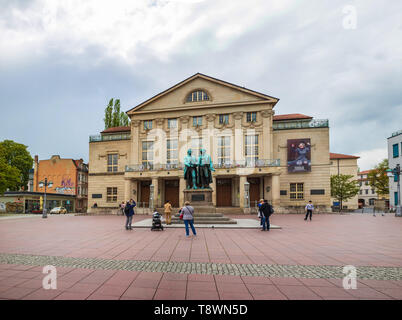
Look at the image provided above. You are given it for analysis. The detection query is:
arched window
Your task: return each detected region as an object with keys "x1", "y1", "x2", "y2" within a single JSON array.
[{"x1": 186, "y1": 90, "x2": 210, "y2": 102}]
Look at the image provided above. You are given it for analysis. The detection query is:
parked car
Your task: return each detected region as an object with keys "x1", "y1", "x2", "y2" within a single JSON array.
[{"x1": 50, "y1": 207, "x2": 67, "y2": 214}]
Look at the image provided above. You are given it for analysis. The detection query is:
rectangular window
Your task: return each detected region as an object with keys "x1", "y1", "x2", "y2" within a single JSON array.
[
  {"x1": 193, "y1": 116, "x2": 202, "y2": 127},
  {"x1": 191, "y1": 137, "x2": 203, "y2": 158},
  {"x1": 365, "y1": 189, "x2": 368, "y2": 194},
  {"x1": 290, "y1": 183, "x2": 304, "y2": 200},
  {"x1": 246, "y1": 112, "x2": 257, "y2": 123},
  {"x1": 107, "y1": 154, "x2": 118, "y2": 172},
  {"x1": 372, "y1": 189, "x2": 375, "y2": 194},
  {"x1": 106, "y1": 187, "x2": 117, "y2": 202},
  {"x1": 245, "y1": 135, "x2": 259, "y2": 165},
  {"x1": 219, "y1": 114, "x2": 229, "y2": 124},
  {"x1": 168, "y1": 118, "x2": 177, "y2": 129},
  {"x1": 359, "y1": 190, "x2": 362, "y2": 195},
  {"x1": 142, "y1": 141, "x2": 154, "y2": 169},
  {"x1": 393, "y1": 144, "x2": 399, "y2": 158},
  {"x1": 144, "y1": 120, "x2": 153, "y2": 130},
  {"x1": 167, "y1": 139, "x2": 178, "y2": 164},
  {"x1": 217, "y1": 136, "x2": 230, "y2": 165}
]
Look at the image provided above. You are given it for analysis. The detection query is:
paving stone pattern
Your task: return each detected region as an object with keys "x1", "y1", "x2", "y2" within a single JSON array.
[{"x1": 1, "y1": 253, "x2": 401, "y2": 281}]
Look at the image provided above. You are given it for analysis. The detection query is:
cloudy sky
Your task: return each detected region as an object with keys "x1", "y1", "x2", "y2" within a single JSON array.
[{"x1": 0, "y1": 0, "x2": 401, "y2": 170}]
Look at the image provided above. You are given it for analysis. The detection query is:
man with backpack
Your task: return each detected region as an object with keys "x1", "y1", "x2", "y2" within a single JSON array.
[
  {"x1": 124, "y1": 199, "x2": 136, "y2": 230},
  {"x1": 260, "y1": 199, "x2": 274, "y2": 231}
]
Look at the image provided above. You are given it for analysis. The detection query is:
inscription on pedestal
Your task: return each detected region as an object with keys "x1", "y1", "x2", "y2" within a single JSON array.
[{"x1": 192, "y1": 194, "x2": 205, "y2": 202}]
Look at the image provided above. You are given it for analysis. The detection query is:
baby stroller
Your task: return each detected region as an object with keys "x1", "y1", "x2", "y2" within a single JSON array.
[{"x1": 151, "y1": 211, "x2": 164, "y2": 231}]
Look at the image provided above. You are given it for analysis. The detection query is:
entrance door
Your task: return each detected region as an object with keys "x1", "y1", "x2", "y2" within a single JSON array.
[
  {"x1": 216, "y1": 178, "x2": 232, "y2": 207},
  {"x1": 140, "y1": 181, "x2": 151, "y2": 206},
  {"x1": 248, "y1": 177, "x2": 261, "y2": 206},
  {"x1": 165, "y1": 180, "x2": 179, "y2": 207}
]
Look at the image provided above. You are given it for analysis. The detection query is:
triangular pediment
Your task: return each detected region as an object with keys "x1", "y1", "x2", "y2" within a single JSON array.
[{"x1": 127, "y1": 73, "x2": 279, "y2": 115}]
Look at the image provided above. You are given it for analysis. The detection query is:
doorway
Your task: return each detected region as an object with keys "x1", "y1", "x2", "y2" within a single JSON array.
[
  {"x1": 216, "y1": 178, "x2": 232, "y2": 206},
  {"x1": 164, "y1": 180, "x2": 179, "y2": 207}
]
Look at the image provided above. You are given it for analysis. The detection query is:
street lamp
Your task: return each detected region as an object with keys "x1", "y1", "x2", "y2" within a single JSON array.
[
  {"x1": 39, "y1": 178, "x2": 53, "y2": 218},
  {"x1": 387, "y1": 164, "x2": 401, "y2": 217}
]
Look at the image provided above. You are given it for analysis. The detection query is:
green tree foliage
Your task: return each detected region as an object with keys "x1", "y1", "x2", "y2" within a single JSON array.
[
  {"x1": 331, "y1": 174, "x2": 360, "y2": 211},
  {"x1": 368, "y1": 159, "x2": 389, "y2": 196},
  {"x1": 0, "y1": 140, "x2": 33, "y2": 192},
  {"x1": 104, "y1": 98, "x2": 130, "y2": 129}
]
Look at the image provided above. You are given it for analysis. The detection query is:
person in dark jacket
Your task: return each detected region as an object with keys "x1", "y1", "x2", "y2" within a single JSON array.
[
  {"x1": 260, "y1": 200, "x2": 273, "y2": 231},
  {"x1": 125, "y1": 199, "x2": 136, "y2": 230}
]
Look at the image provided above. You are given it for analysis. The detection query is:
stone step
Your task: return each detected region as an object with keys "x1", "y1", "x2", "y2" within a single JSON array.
[
  {"x1": 172, "y1": 216, "x2": 232, "y2": 222},
  {"x1": 173, "y1": 213, "x2": 224, "y2": 218},
  {"x1": 171, "y1": 219, "x2": 238, "y2": 225}
]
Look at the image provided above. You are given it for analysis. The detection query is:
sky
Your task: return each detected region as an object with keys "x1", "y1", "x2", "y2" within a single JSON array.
[{"x1": 0, "y1": 0, "x2": 401, "y2": 170}]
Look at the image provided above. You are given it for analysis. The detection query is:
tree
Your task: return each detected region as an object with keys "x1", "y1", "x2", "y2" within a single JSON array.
[
  {"x1": 104, "y1": 98, "x2": 129, "y2": 129},
  {"x1": 331, "y1": 174, "x2": 360, "y2": 211},
  {"x1": 368, "y1": 159, "x2": 389, "y2": 197},
  {"x1": 0, "y1": 140, "x2": 33, "y2": 192}
]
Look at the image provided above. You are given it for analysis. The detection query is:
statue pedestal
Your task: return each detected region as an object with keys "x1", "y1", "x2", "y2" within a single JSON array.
[{"x1": 183, "y1": 188, "x2": 213, "y2": 206}]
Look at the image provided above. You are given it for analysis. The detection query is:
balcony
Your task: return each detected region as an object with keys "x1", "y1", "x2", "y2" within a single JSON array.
[
  {"x1": 125, "y1": 159, "x2": 280, "y2": 172},
  {"x1": 273, "y1": 119, "x2": 329, "y2": 130},
  {"x1": 89, "y1": 133, "x2": 131, "y2": 142}
]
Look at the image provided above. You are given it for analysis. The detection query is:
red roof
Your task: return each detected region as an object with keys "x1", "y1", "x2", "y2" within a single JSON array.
[
  {"x1": 330, "y1": 152, "x2": 360, "y2": 159},
  {"x1": 273, "y1": 113, "x2": 313, "y2": 121},
  {"x1": 101, "y1": 126, "x2": 131, "y2": 134},
  {"x1": 358, "y1": 170, "x2": 373, "y2": 175}
]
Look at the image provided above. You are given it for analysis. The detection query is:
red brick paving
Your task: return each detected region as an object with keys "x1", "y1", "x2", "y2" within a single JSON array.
[{"x1": 0, "y1": 213, "x2": 401, "y2": 300}]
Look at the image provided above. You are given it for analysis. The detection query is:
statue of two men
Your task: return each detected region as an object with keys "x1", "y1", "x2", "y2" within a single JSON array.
[{"x1": 184, "y1": 148, "x2": 215, "y2": 189}]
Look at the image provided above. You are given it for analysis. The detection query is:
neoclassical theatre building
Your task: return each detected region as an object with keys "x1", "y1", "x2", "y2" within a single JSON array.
[{"x1": 88, "y1": 73, "x2": 358, "y2": 213}]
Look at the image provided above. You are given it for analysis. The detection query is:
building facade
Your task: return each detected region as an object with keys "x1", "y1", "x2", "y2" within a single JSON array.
[
  {"x1": 88, "y1": 73, "x2": 345, "y2": 213},
  {"x1": 388, "y1": 130, "x2": 402, "y2": 209},
  {"x1": 357, "y1": 170, "x2": 378, "y2": 208},
  {"x1": 329, "y1": 153, "x2": 360, "y2": 210},
  {"x1": 33, "y1": 155, "x2": 88, "y2": 212}
]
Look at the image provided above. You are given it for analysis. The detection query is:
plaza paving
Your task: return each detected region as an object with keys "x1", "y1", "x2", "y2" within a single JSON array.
[{"x1": 0, "y1": 213, "x2": 401, "y2": 300}]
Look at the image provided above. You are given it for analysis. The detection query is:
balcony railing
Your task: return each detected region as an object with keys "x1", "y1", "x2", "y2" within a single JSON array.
[
  {"x1": 273, "y1": 119, "x2": 329, "y2": 130},
  {"x1": 125, "y1": 159, "x2": 280, "y2": 172},
  {"x1": 89, "y1": 134, "x2": 131, "y2": 142}
]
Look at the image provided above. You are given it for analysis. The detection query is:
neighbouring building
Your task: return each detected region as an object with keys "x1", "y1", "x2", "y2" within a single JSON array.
[
  {"x1": 32, "y1": 155, "x2": 88, "y2": 212},
  {"x1": 329, "y1": 153, "x2": 360, "y2": 210},
  {"x1": 88, "y1": 73, "x2": 353, "y2": 214},
  {"x1": 357, "y1": 170, "x2": 378, "y2": 208},
  {"x1": 388, "y1": 129, "x2": 402, "y2": 210}
]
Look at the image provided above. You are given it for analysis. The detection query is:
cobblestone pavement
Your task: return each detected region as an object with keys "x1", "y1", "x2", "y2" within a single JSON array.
[{"x1": 1, "y1": 253, "x2": 401, "y2": 281}]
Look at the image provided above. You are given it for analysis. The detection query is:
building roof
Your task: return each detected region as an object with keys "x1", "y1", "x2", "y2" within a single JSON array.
[
  {"x1": 127, "y1": 73, "x2": 280, "y2": 114},
  {"x1": 273, "y1": 113, "x2": 313, "y2": 121},
  {"x1": 101, "y1": 126, "x2": 131, "y2": 134},
  {"x1": 358, "y1": 170, "x2": 373, "y2": 175},
  {"x1": 330, "y1": 152, "x2": 360, "y2": 159}
]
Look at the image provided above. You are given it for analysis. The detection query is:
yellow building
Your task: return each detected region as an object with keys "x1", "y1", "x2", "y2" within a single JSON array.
[
  {"x1": 88, "y1": 73, "x2": 355, "y2": 214},
  {"x1": 329, "y1": 153, "x2": 360, "y2": 210}
]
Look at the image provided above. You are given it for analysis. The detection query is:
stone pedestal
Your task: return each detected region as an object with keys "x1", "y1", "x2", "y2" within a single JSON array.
[{"x1": 183, "y1": 189, "x2": 213, "y2": 206}]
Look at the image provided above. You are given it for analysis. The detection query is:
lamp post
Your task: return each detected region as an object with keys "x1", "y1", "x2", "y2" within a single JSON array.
[
  {"x1": 387, "y1": 164, "x2": 401, "y2": 217},
  {"x1": 39, "y1": 178, "x2": 53, "y2": 218}
]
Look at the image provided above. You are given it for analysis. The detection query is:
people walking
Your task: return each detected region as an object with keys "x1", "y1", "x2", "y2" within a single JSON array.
[
  {"x1": 164, "y1": 200, "x2": 172, "y2": 225},
  {"x1": 304, "y1": 200, "x2": 314, "y2": 221},
  {"x1": 124, "y1": 199, "x2": 136, "y2": 230},
  {"x1": 260, "y1": 199, "x2": 273, "y2": 231},
  {"x1": 181, "y1": 201, "x2": 197, "y2": 238},
  {"x1": 257, "y1": 199, "x2": 264, "y2": 227}
]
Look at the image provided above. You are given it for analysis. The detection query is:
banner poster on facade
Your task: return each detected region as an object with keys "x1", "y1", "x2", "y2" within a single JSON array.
[{"x1": 287, "y1": 138, "x2": 311, "y2": 173}]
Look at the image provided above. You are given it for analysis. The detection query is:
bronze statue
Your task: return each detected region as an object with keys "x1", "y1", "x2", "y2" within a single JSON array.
[
  {"x1": 184, "y1": 149, "x2": 198, "y2": 189},
  {"x1": 197, "y1": 148, "x2": 215, "y2": 188}
]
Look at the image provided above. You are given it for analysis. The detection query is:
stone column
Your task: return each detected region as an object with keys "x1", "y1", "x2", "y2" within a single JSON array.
[
  {"x1": 239, "y1": 175, "x2": 247, "y2": 210},
  {"x1": 179, "y1": 116, "x2": 190, "y2": 162},
  {"x1": 271, "y1": 173, "x2": 280, "y2": 207},
  {"x1": 212, "y1": 175, "x2": 217, "y2": 206},
  {"x1": 124, "y1": 178, "x2": 132, "y2": 202},
  {"x1": 152, "y1": 177, "x2": 159, "y2": 208},
  {"x1": 233, "y1": 112, "x2": 244, "y2": 162},
  {"x1": 131, "y1": 120, "x2": 141, "y2": 165},
  {"x1": 179, "y1": 177, "x2": 186, "y2": 207},
  {"x1": 206, "y1": 114, "x2": 216, "y2": 162},
  {"x1": 261, "y1": 109, "x2": 273, "y2": 159}
]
